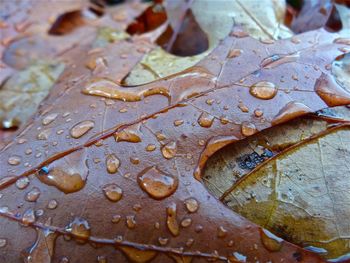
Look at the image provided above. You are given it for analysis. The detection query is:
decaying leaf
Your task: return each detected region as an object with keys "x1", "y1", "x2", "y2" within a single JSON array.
[
  {"x1": 220, "y1": 125, "x2": 350, "y2": 260},
  {"x1": 1, "y1": 1, "x2": 350, "y2": 263}
]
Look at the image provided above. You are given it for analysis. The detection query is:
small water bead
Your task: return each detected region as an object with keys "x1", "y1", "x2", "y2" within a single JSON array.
[
  {"x1": 111, "y1": 215, "x2": 121, "y2": 224},
  {"x1": 47, "y1": 199, "x2": 58, "y2": 209},
  {"x1": 241, "y1": 122, "x2": 257, "y2": 137},
  {"x1": 166, "y1": 203, "x2": 179, "y2": 236},
  {"x1": 158, "y1": 237, "x2": 168, "y2": 246},
  {"x1": 97, "y1": 255, "x2": 107, "y2": 263},
  {"x1": 130, "y1": 157, "x2": 140, "y2": 165},
  {"x1": 249, "y1": 81, "x2": 277, "y2": 100},
  {"x1": 260, "y1": 229, "x2": 283, "y2": 252},
  {"x1": 37, "y1": 129, "x2": 51, "y2": 140},
  {"x1": 42, "y1": 113, "x2": 58, "y2": 125},
  {"x1": 102, "y1": 184, "x2": 123, "y2": 202},
  {"x1": 238, "y1": 103, "x2": 249, "y2": 113},
  {"x1": 0, "y1": 238, "x2": 7, "y2": 248},
  {"x1": 22, "y1": 208, "x2": 36, "y2": 225},
  {"x1": 217, "y1": 226, "x2": 228, "y2": 238},
  {"x1": 197, "y1": 112, "x2": 214, "y2": 128},
  {"x1": 70, "y1": 120, "x2": 95, "y2": 139},
  {"x1": 184, "y1": 198, "x2": 199, "y2": 213},
  {"x1": 114, "y1": 129, "x2": 141, "y2": 143},
  {"x1": 231, "y1": 30, "x2": 249, "y2": 38},
  {"x1": 206, "y1": 99, "x2": 214, "y2": 105},
  {"x1": 25, "y1": 148, "x2": 32, "y2": 155},
  {"x1": 156, "y1": 132, "x2": 167, "y2": 141},
  {"x1": 272, "y1": 101, "x2": 312, "y2": 125},
  {"x1": 137, "y1": 166, "x2": 178, "y2": 200},
  {"x1": 126, "y1": 215, "x2": 136, "y2": 229},
  {"x1": 161, "y1": 141, "x2": 177, "y2": 159},
  {"x1": 180, "y1": 218, "x2": 192, "y2": 228},
  {"x1": 106, "y1": 154, "x2": 120, "y2": 174},
  {"x1": 334, "y1": 38, "x2": 350, "y2": 45},
  {"x1": 16, "y1": 177, "x2": 29, "y2": 189},
  {"x1": 119, "y1": 246, "x2": 157, "y2": 263},
  {"x1": 66, "y1": 217, "x2": 91, "y2": 244},
  {"x1": 227, "y1": 49, "x2": 242, "y2": 59},
  {"x1": 254, "y1": 109, "x2": 263, "y2": 117},
  {"x1": 17, "y1": 138, "x2": 27, "y2": 144},
  {"x1": 25, "y1": 187, "x2": 41, "y2": 202},
  {"x1": 145, "y1": 144, "x2": 156, "y2": 151},
  {"x1": 8, "y1": 155, "x2": 21, "y2": 165},
  {"x1": 228, "y1": 252, "x2": 247, "y2": 263}
]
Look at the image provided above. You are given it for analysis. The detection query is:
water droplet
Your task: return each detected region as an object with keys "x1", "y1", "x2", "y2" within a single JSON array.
[
  {"x1": 197, "y1": 112, "x2": 214, "y2": 128},
  {"x1": 158, "y1": 237, "x2": 168, "y2": 246},
  {"x1": 23, "y1": 222, "x2": 58, "y2": 263},
  {"x1": 102, "y1": 184, "x2": 123, "y2": 202},
  {"x1": 314, "y1": 73, "x2": 350, "y2": 106},
  {"x1": 118, "y1": 246, "x2": 157, "y2": 263},
  {"x1": 254, "y1": 109, "x2": 263, "y2": 117},
  {"x1": 36, "y1": 149, "x2": 88, "y2": 194},
  {"x1": 25, "y1": 187, "x2": 41, "y2": 202},
  {"x1": 47, "y1": 199, "x2": 58, "y2": 209},
  {"x1": 334, "y1": 38, "x2": 350, "y2": 45},
  {"x1": 206, "y1": 99, "x2": 214, "y2": 105},
  {"x1": 184, "y1": 198, "x2": 199, "y2": 213},
  {"x1": 249, "y1": 81, "x2": 277, "y2": 100},
  {"x1": 260, "y1": 53, "x2": 299, "y2": 69},
  {"x1": 260, "y1": 228, "x2": 283, "y2": 252},
  {"x1": 37, "y1": 129, "x2": 51, "y2": 140},
  {"x1": 241, "y1": 122, "x2": 257, "y2": 136},
  {"x1": 114, "y1": 129, "x2": 141, "y2": 143},
  {"x1": 8, "y1": 155, "x2": 21, "y2": 165},
  {"x1": 137, "y1": 166, "x2": 178, "y2": 200},
  {"x1": 166, "y1": 203, "x2": 179, "y2": 236},
  {"x1": 59, "y1": 256, "x2": 69, "y2": 263},
  {"x1": 25, "y1": 148, "x2": 32, "y2": 155},
  {"x1": 180, "y1": 218, "x2": 192, "y2": 228},
  {"x1": 238, "y1": 103, "x2": 249, "y2": 112},
  {"x1": 228, "y1": 252, "x2": 247, "y2": 262},
  {"x1": 97, "y1": 255, "x2": 108, "y2": 263},
  {"x1": 106, "y1": 154, "x2": 120, "y2": 174},
  {"x1": 16, "y1": 177, "x2": 29, "y2": 189},
  {"x1": 0, "y1": 238, "x2": 7, "y2": 248},
  {"x1": 156, "y1": 132, "x2": 167, "y2": 141},
  {"x1": 174, "y1": 120, "x2": 184, "y2": 126},
  {"x1": 126, "y1": 215, "x2": 136, "y2": 229},
  {"x1": 231, "y1": 30, "x2": 249, "y2": 38},
  {"x1": 66, "y1": 217, "x2": 90, "y2": 244},
  {"x1": 271, "y1": 101, "x2": 311, "y2": 125},
  {"x1": 111, "y1": 215, "x2": 121, "y2": 224},
  {"x1": 130, "y1": 157, "x2": 140, "y2": 165},
  {"x1": 217, "y1": 226, "x2": 227, "y2": 238},
  {"x1": 42, "y1": 113, "x2": 58, "y2": 125},
  {"x1": 70, "y1": 120, "x2": 95, "y2": 139},
  {"x1": 227, "y1": 49, "x2": 242, "y2": 58},
  {"x1": 161, "y1": 141, "x2": 177, "y2": 159},
  {"x1": 145, "y1": 144, "x2": 156, "y2": 151},
  {"x1": 22, "y1": 208, "x2": 36, "y2": 225}
]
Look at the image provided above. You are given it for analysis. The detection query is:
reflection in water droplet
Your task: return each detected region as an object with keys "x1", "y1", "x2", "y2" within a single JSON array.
[
  {"x1": 36, "y1": 149, "x2": 88, "y2": 194},
  {"x1": 271, "y1": 101, "x2": 311, "y2": 125},
  {"x1": 70, "y1": 120, "x2": 95, "y2": 139},
  {"x1": 249, "y1": 81, "x2": 277, "y2": 100},
  {"x1": 198, "y1": 112, "x2": 214, "y2": 128},
  {"x1": 118, "y1": 246, "x2": 157, "y2": 263},
  {"x1": 137, "y1": 166, "x2": 178, "y2": 200},
  {"x1": 241, "y1": 122, "x2": 257, "y2": 137},
  {"x1": 22, "y1": 209, "x2": 36, "y2": 225},
  {"x1": 8, "y1": 155, "x2": 21, "y2": 165},
  {"x1": 25, "y1": 187, "x2": 41, "y2": 202},
  {"x1": 106, "y1": 154, "x2": 120, "y2": 174},
  {"x1": 16, "y1": 177, "x2": 29, "y2": 189},
  {"x1": 114, "y1": 129, "x2": 141, "y2": 143},
  {"x1": 102, "y1": 184, "x2": 123, "y2": 202},
  {"x1": 66, "y1": 217, "x2": 90, "y2": 244},
  {"x1": 166, "y1": 203, "x2": 179, "y2": 236},
  {"x1": 161, "y1": 141, "x2": 177, "y2": 159},
  {"x1": 42, "y1": 113, "x2": 58, "y2": 125},
  {"x1": 184, "y1": 198, "x2": 199, "y2": 213},
  {"x1": 260, "y1": 228, "x2": 283, "y2": 252}
]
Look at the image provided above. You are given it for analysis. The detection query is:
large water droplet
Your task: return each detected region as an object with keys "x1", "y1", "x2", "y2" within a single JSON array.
[
  {"x1": 70, "y1": 121, "x2": 95, "y2": 139},
  {"x1": 36, "y1": 149, "x2": 88, "y2": 194},
  {"x1": 271, "y1": 101, "x2": 311, "y2": 125},
  {"x1": 161, "y1": 141, "x2": 177, "y2": 159},
  {"x1": 42, "y1": 113, "x2": 58, "y2": 125},
  {"x1": 8, "y1": 155, "x2": 21, "y2": 165},
  {"x1": 260, "y1": 228, "x2": 283, "y2": 252},
  {"x1": 118, "y1": 246, "x2": 157, "y2": 263},
  {"x1": 102, "y1": 184, "x2": 123, "y2": 202},
  {"x1": 241, "y1": 122, "x2": 257, "y2": 136},
  {"x1": 137, "y1": 166, "x2": 178, "y2": 200},
  {"x1": 106, "y1": 154, "x2": 120, "y2": 174},
  {"x1": 65, "y1": 217, "x2": 90, "y2": 244},
  {"x1": 16, "y1": 177, "x2": 30, "y2": 189},
  {"x1": 249, "y1": 81, "x2": 277, "y2": 100},
  {"x1": 197, "y1": 112, "x2": 214, "y2": 128},
  {"x1": 22, "y1": 208, "x2": 36, "y2": 225},
  {"x1": 114, "y1": 129, "x2": 141, "y2": 143},
  {"x1": 25, "y1": 187, "x2": 41, "y2": 202},
  {"x1": 166, "y1": 203, "x2": 179, "y2": 236},
  {"x1": 184, "y1": 198, "x2": 199, "y2": 213}
]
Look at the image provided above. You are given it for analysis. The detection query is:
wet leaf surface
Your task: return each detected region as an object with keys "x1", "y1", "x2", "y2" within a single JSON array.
[{"x1": 0, "y1": 1, "x2": 350, "y2": 263}]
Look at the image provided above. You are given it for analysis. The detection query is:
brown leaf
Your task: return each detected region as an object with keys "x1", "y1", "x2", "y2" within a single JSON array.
[{"x1": 1, "y1": 1, "x2": 350, "y2": 263}]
